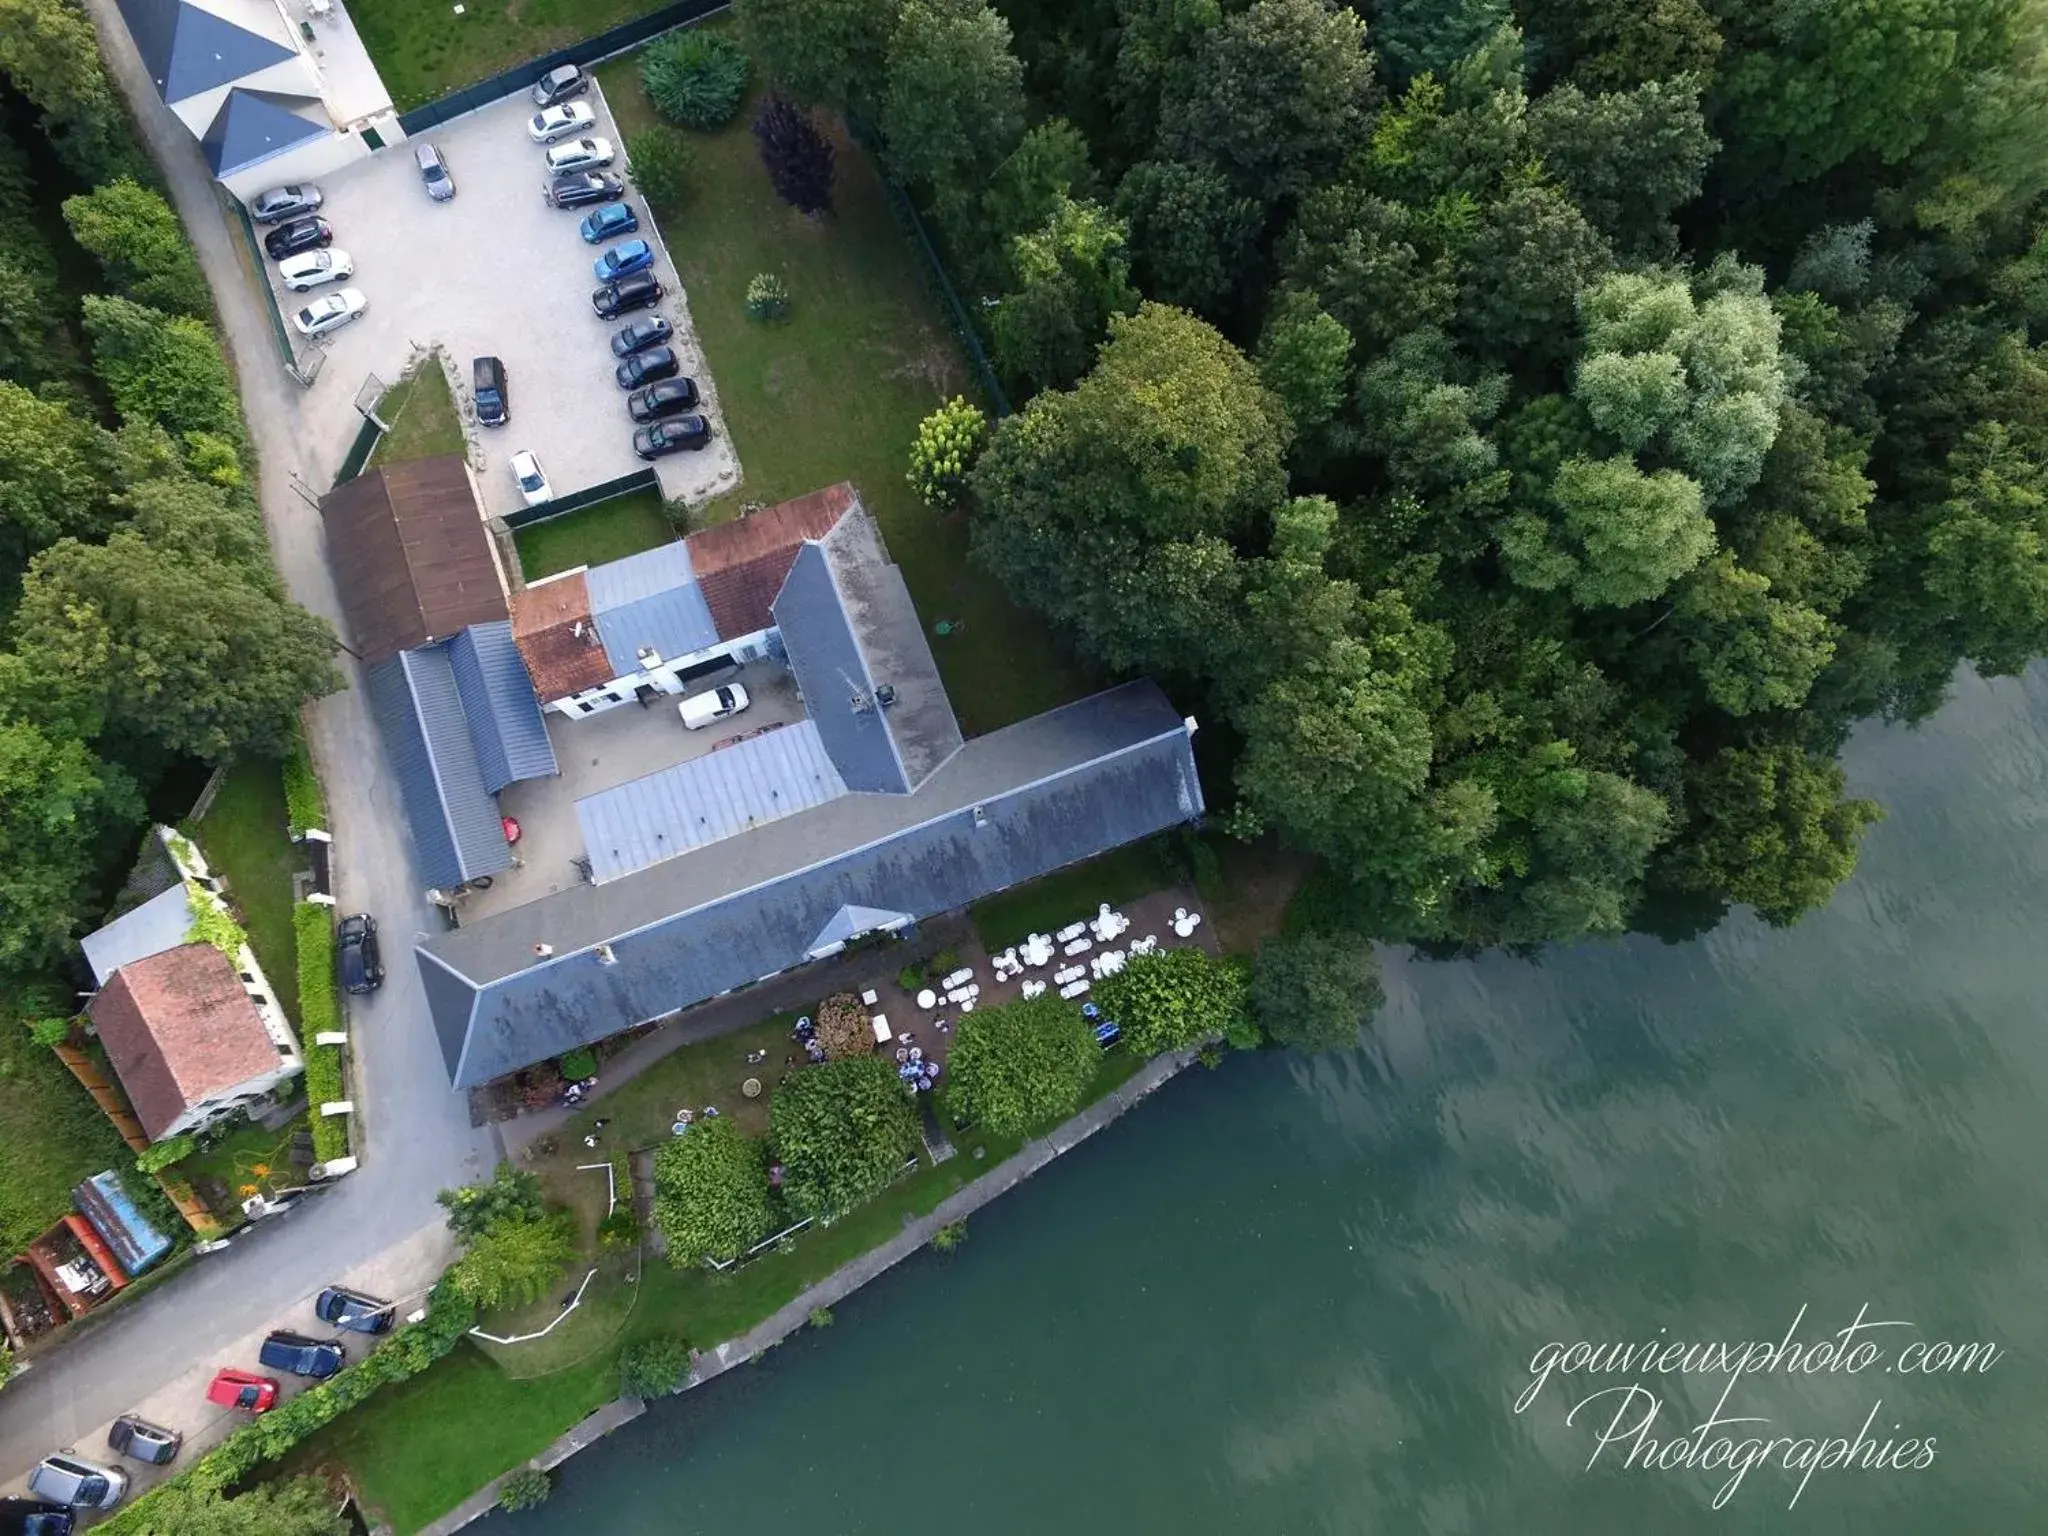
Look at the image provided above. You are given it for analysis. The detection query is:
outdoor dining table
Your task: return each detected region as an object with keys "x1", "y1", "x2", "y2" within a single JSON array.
[
  {"x1": 871, "y1": 1015, "x2": 892, "y2": 1043},
  {"x1": 1063, "y1": 936, "x2": 1094, "y2": 956},
  {"x1": 916, "y1": 988, "x2": 938, "y2": 1009}
]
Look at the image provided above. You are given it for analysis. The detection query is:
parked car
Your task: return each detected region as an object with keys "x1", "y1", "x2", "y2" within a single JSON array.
[
  {"x1": 609, "y1": 315, "x2": 672, "y2": 356},
  {"x1": 592, "y1": 272, "x2": 662, "y2": 319},
  {"x1": 528, "y1": 100, "x2": 597, "y2": 144},
  {"x1": 634, "y1": 414, "x2": 714, "y2": 459},
  {"x1": 291, "y1": 287, "x2": 366, "y2": 338},
  {"x1": 544, "y1": 136, "x2": 614, "y2": 175},
  {"x1": 579, "y1": 202, "x2": 638, "y2": 244},
  {"x1": 336, "y1": 912, "x2": 383, "y2": 994},
  {"x1": 545, "y1": 171, "x2": 623, "y2": 209},
  {"x1": 509, "y1": 450, "x2": 553, "y2": 509},
  {"x1": 105, "y1": 1415, "x2": 180, "y2": 1466},
  {"x1": 259, "y1": 1330, "x2": 345, "y2": 1379},
  {"x1": 0, "y1": 1497, "x2": 73, "y2": 1536},
  {"x1": 473, "y1": 355, "x2": 509, "y2": 427},
  {"x1": 263, "y1": 216, "x2": 331, "y2": 260},
  {"x1": 679, "y1": 682, "x2": 749, "y2": 730},
  {"x1": 614, "y1": 344, "x2": 677, "y2": 389},
  {"x1": 627, "y1": 376, "x2": 700, "y2": 423},
  {"x1": 315, "y1": 1284, "x2": 395, "y2": 1334},
  {"x1": 206, "y1": 1369, "x2": 277, "y2": 1413},
  {"x1": 249, "y1": 184, "x2": 322, "y2": 223},
  {"x1": 531, "y1": 62, "x2": 588, "y2": 108},
  {"x1": 415, "y1": 142, "x2": 455, "y2": 201},
  {"x1": 26, "y1": 1456, "x2": 125, "y2": 1511},
  {"x1": 277, "y1": 248, "x2": 352, "y2": 292},
  {"x1": 592, "y1": 238, "x2": 654, "y2": 283}
]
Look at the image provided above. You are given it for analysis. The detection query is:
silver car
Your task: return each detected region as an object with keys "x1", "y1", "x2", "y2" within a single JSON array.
[
  {"x1": 249, "y1": 183, "x2": 322, "y2": 223},
  {"x1": 27, "y1": 1452, "x2": 128, "y2": 1509},
  {"x1": 415, "y1": 142, "x2": 455, "y2": 201}
]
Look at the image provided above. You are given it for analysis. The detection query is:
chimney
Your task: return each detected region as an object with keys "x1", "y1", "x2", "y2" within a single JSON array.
[
  {"x1": 532, "y1": 942, "x2": 554, "y2": 960},
  {"x1": 972, "y1": 805, "x2": 988, "y2": 829},
  {"x1": 595, "y1": 943, "x2": 617, "y2": 965},
  {"x1": 571, "y1": 620, "x2": 585, "y2": 639}
]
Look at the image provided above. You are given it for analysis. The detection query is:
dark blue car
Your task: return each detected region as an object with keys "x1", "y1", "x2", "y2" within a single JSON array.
[
  {"x1": 579, "y1": 202, "x2": 638, "y2": 244},
  {"x1": 258, "y1": 1330, "x2": 345, "y2": 1379},
  {"x1": 592, "y1": 238, "x2": 654, "y2": 282}
]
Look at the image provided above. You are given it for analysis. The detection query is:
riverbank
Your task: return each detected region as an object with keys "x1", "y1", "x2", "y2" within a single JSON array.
[{"x1": 414, "y1": 1043, "x2": 1203, "y2": 1535}]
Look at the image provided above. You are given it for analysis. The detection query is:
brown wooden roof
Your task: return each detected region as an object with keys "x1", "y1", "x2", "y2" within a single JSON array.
[
  {"x1": 89, "y1": 945, "x2": 282, "y2": 1142},
  {"x1": 322, "y1": 456, "x2": 507, "y2": 663},
  {"x1": 510, "y1": 571, "x2": 613, "y2": 700},
  {"x1": 688, "y1": 482, "x2": 854, "y2": 639}
]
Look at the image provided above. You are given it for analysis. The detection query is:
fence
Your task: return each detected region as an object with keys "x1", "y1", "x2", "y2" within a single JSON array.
[
  {"x1": 396, "y1": 0, "x2": 731, "y2": 133},
  {"x1": 500, "y1": 466, "x2": 663, "y2": 529},
  {"x1": 333, "y1": 414, "x2": 382, "y2": 486}
]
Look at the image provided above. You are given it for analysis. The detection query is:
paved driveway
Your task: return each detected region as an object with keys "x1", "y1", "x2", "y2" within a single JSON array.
[
  {"x1": 0, "y1": 0, "x2": 506, "y2": 1495},
  {"x1": 274, "y1": 85, "x2": 741, "y2": 517}
]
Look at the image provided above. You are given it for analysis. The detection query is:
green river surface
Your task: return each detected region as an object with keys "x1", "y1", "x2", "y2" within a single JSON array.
[{"x1": 498, "y1": 667, "x2": 2046, "y2": 1534}]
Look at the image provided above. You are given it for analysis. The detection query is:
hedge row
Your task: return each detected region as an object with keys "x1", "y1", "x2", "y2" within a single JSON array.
[
  {"x1": 92, "y1": 1284, "x2": 478, "y2": 1531},
  {"x1": 293, "y1": 901, "x2": 348, "y2": 1164},
  {"x1": 282, "y1": 732, "x2": 324, "y2": 837}
]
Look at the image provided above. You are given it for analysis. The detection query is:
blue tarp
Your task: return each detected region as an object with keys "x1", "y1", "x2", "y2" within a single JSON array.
[{"x1": 74, "y1": 1171, "x2": 173, "y2": 1277}]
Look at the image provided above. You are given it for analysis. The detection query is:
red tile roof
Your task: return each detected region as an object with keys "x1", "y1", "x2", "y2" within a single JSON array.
[
  {"x1": 688, "y1": 483, "x2": 854, "y2": 639},
  {"x1": 88, "y1": 945, "x2": 283, "y2": 1142},
  {"x1": 510, "y1": 570, "x2": 613, "y2": 700}
]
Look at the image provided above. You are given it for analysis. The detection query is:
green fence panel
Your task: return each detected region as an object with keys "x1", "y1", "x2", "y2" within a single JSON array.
[
  {"x1": 333, "y1": 417, "x2": 382, "y2": 486},
  {"x1": 501, "y1": 467, "x2": 661, "y2": 528},
  {"x1": 230, "y1": 195, "x2": 296, "y2": 366}
]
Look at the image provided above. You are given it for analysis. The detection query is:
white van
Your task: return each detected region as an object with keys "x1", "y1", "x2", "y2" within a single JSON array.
[{"x1": 678, "y1": 682, "x2": 750, "y2": 730}]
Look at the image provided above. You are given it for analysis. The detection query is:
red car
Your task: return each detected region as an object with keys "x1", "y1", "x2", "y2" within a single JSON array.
[{"x1": 206, "y1": 1369, "x2": 278, "y2": 1413}]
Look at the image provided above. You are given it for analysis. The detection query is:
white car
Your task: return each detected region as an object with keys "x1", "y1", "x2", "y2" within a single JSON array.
[
  {"x1": 544, "y1": 136, "x2": 615, "y2": 174},
  {"x1": 291, "y1": 287, "x2": 366, "y2": 337},
  {"x1": 510, "y1": 450, "x2": 552, "y2": 508},
  {"x1": 277, "y1": 248, "x2": 353, "y2": 292},
  {"x1": 528, "y1": 101, "x2": 597, "y2": 144}
]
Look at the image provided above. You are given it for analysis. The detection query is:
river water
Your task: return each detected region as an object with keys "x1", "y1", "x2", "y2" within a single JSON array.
[{"x1": 500, "y1": 666, "x2": 2047, "y2": 1534}]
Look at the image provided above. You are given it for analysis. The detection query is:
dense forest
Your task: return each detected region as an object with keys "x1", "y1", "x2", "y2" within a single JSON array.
[
  {"x1": 0, "y1": 0, "x2": 337, "y2": 1007},
  {"x1": 738, "y1": 0, "x2": 2048, "y2": 949}
]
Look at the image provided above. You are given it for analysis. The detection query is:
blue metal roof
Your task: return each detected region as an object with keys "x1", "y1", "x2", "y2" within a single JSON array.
[
  {"x1": 367, "y1": 649, "x2": 511, "y2": 891},
  {"x1": 116, "y1": 0, "x2": 296, "y2": 103},
  {"x1": 774, "y1": 542, "x2": 907, "y2": 793},
  {"x1": 81, "y1": 884, "x2": 194, "y2": 985},
  {"x1": 202, "y1": 89, "x2": 328, "y2": 176},
  {"x1": 449, "y1": 621, "x2": 558, "y2": 793},
  {"x1": 575, "y1": 720, "x2": 849, "y2": 884},
  {"x1": 586, "y1": 541, "x2": 693, "y2": 608},
  {"x1": 416, "y1": 681, "x2": 1204, "y2": 1086},
  {"x1": 75, "y1": 1171, "x2": 173, "y2": 1276},
  {"x1": 585, "y1": 541, "x2": 721, "y2": 676}
]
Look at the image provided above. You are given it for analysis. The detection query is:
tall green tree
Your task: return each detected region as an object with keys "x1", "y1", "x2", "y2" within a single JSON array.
[
  {"x1": 880, "y1": 0, "x2": 1025, "y2": 196},
  {"x1": 1113, "y1": 159, "x2": 1262, "y2": 315},
  {"x1": 651, "y1": 1116, "x2": 776, "y2": 1265},
  {"x1": 769, "y1": 1057, "x2": 920, "y2": 1215},
  {"x1": 115, "y1": 1474, "x2": 349, "y2": 1536},
  {"x1": 0, "y1": 720, "x2": 141, "y2": 974},
  {"x1": 1373, "y1": 0, "x2": 1513, "y2": 86},
  {"x1": 0, "y1": 383, "x2": 111, "y2": 567},
  {"x1": 449, "y1": 1211, "x2": 577, "y2": 1310},
  {"x1": 988, "y1": 196, "x2": 1138, "y2": 395},
  {"x1": 62, "y1": 179, "x2": 212, "y2": 316},
  {"x1": 1249, "y1": 929, "x2": 1385, "y2": 1051},
  {"x1": 946, "y1": 994, "x2": 1099, "y2": 1135},
  {"x1": 734, "y1": 0, "x2": 901, "y2": 115},
  {"x1": 81, "y1": 296, "x2": 244, "y2": 442}
]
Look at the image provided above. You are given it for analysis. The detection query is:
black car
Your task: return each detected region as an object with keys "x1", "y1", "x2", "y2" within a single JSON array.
[
  {"x1": 315, "y1": 1284, "x2": 396, "y2": 1335},
  {"x1": 628, "y1": 376, "x2": 701, "y2": 423},
  {"x1": 545, "y1": 171, "x2": 623, "y2": 209},
  {"x1": 258, "y1": 1330, "x2": 345, "y2": 1379},
  {"x1": 263, "y1": 216, "x2": 332, "y2": 261},
  {"x1": 615, "y1": 345, "x2": 678, "y2": 389},
  {"x1": 609, "y1": 315, "x2": 673, "y2": 357},
  {"x1": 634, "y1": 414, "x2": 714, "y2": 459},
  {"x1": 531, "y1": 62, "x2": 588, "y2": 108},
  {"x1": 0, "y1": 1497, "x2": 73, "y2": 1536},
  {"x1": 473, "y1": 355, "x2": 508, "y2": 427},
  {"x1": 592, "y1": 272, "x2": 663, "y2": 319},
  {"x1": 337, "y1": 912, "x2": 383, "y2": 995},
  {"x1": 106, "y1": 1415, "x2": 181, "y2": 1466}
]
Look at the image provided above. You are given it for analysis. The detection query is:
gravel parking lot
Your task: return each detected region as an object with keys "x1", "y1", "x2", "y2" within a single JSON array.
[{"x1": 263, "y1": 82, "x2": 740, "y2": 518}]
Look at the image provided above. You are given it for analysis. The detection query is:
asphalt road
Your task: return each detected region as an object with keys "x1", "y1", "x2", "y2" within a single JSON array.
[{"x1": 0, "y1": 0, "x2": 500, "y2": 1486}]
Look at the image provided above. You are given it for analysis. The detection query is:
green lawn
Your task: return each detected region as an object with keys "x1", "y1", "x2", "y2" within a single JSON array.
[
  {"x1": 349, "y1": 0, "x2": 671, "y2": 111},
  {"x1": 0, "y1": 1025, "x2": 136, "y2": 1256},
  {"x1": 197, "y1": 760, "x2": 300, "y2": 1028},
  {"x1": 514, "y1": 489, "x2": 676, "y2": 579},
  {"x1": 176, "y1": 1113, "x2": 308, "y2": 1210},
  {"x1": 598, "y1": 56, "x2": 1082, "y2": 734},
  {"x1": 370, "y1": 360, "x2": 465, "y2": 466}
]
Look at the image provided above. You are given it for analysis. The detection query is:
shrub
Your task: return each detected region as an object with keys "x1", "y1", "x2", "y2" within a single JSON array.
[
  {"x1": 651, "y1": 1116, "x2": 775, "y2": 1265},
  {"x1": 135, "y1": 1133, "x2": 196, "y2": 1174},
  {"x1": 61, "y1": 178, "x2": 211, "y2": 316},
  {"x1": 449, "y1": 1211, "x2": 578, "y2": 1310},
  {"x1": 183, "y1": 881, "x2": 247, "y2": 956},
  {"x1": 808, "y1": 1305, "x2": 833, "y2": 1328},
  {"x1": 625, "y1": 126, "x2": 694, "y2": 210},
  {"x1": 753, "y1": 94, "x2": 833, "y2": 215},
  {"x1": 1092, "y1": 947, "x2": 1252, "y2": 1057},
  {"x1": 80, "y1": 294, "x2": 241, "y2": 441},
  {"x1": 438, "y1": 1161, "x2": 545, "y2": 1242},
  {"x1": 283, "y1": 735, "x2": 324, "y2": 836},
  {"x1": 896, "y1": 961, "x2": 926, "y2": 991},
  {"x1": 641, "y1": 28, "x2": 749, "y2": 128},
  {"x1": 26, "y1": 1016, "x2": 71, "y2": 1048},
  {"x1": 770, "y1": 1057, "x2": 919, "y2": 1215},
  {"x1": 498, "y1": 1468, "x2": 552, "y2": 1512},
  {"x1": 930, "y1": 1220, "x2": 967, "y2": 1254},
  {"x1": 812, "y1": 991, "x2": 870, "y2": 1059},
  {"x1": 293, "y1": 901, "x2": 348, "y2": 1162},
  {"x1": 945, "y1": 994, "x2": 1098, "y2": 1137},
  {"x1": 557, "y1": 1047, "x2": 598, "y2": 1081},
  {"x1": 619, "y1": 1334, "x2": 692, "y2": 1397},
  {"x1": 745, "y1": 271, "x2": 789, "y2": 321},
  {"x1": 907, "y1": 397, "x2": 988, "y2": 510}
]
